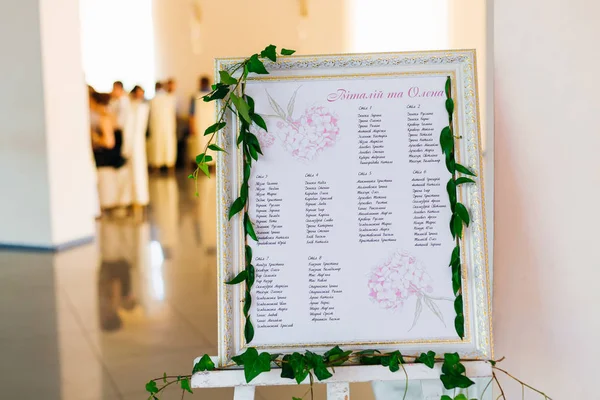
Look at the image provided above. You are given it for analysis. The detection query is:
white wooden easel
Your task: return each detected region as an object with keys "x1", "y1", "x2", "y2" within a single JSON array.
[{"x1": 191, "y1": 357, "x2": 492, "y2": 399}]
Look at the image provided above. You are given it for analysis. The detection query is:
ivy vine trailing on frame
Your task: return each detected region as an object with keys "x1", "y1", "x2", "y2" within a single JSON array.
[{"x1": 147, "y1": 45, "x2": 552, "y2": 400}]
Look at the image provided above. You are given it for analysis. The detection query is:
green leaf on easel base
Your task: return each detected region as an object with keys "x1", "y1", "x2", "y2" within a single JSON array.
[
  {"x1": 281, "y1": 48, "x2": 296, "y2": 55},
  {"x1": 228, "y1": 197, "x2": 245, "y2": 220},
  {"x1": 280, "y1": 354, "x2": 295, "y2": 380},
  {"x1": 289, "y1": 352, "x2": 310, "y2": 384},
  {"x1": 441, "y1": 396, "x2": 453, "y2": 400},
  {"x1": 381, "y1": 351, "x2": 404, "y2": 373},
  {"x1": 455, "y1": 203, "x2": 470, "y2": 227},
  {"x1": 247, "y1": 54, "x2": 269, "y2": 74},
  {"x1": 455, "y1": 163, "x2": 476, "y2": 177},
  {"x1": 180, "y1": 377, "x2": 193, "y2": 394},
  {"x1": 260, "y1": 44, "x2": 277, "y2": 62},
  {"x1": 192, "y1": 354, "x2": 216, "y2": 373},
  {"x1": 415, "y1": 351, "x2": 436, "y2": 368},
  {"x1": 225, "y1": 270, "x2": 247, "y2": 285},
  {"x1": 218, "y1": 70, "x2": 237, "y2": 85}
]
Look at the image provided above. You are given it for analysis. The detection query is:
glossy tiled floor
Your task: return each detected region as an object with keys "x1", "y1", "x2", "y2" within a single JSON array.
[{"x1": 0, "y1": 173, "x2": 375, "y2": 400}]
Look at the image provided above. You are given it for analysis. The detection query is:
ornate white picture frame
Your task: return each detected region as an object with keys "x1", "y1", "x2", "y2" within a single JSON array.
[{"x1": 215, "y1": 50, "x2": 491, "y2": 367}]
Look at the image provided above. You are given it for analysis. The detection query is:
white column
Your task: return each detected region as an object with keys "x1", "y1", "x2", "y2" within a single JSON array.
[
  {"x1": 494, "y1": 0, "x2": 600, "y2": 398},
  {"x1": 0, "y1": 0, "x2": 95, "y2": 249}
]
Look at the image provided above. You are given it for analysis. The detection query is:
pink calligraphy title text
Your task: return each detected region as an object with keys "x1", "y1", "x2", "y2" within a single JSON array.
[{"x1": 326, "y1": 87, "x2": 444, "y2": 102}]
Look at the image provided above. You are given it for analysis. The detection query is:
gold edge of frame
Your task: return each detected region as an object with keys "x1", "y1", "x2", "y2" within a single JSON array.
[
  {"x1": 470, "y1": 49, "x2": 494, "y2": 359},
  {"x1": 215, "y1": 50, "x2": 492, "y2": 362}
]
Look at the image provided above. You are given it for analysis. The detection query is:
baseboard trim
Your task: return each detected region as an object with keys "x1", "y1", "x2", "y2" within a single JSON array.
[{"x1": 0, "y1": 235, "x2": 95, "y2": 253}]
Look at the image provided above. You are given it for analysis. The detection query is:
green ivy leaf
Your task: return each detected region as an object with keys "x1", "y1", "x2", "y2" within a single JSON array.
[
  {"x1": 225, "y1": 270, "x2": 247, "y2": 285},
  {"x1": 231, "y1": 93, "x2": 252, "y2": 124},
  {"x1": 246, "y1": 95, "x2": 255, "y2": 113},
  {"x1": 245, "y1": 318, "x2": 255, "y2": 342},
  {"x1": 260, "y1": 44, "x2": 277, "y2": 62},
  {"x1": 244, "y1": 162, "x2": 251, "y2": 182},
  {"x1": 248, "y1": 142, "x2": 259, "y2": 161},
  {"x1": 305, "y1": 351, "x2": 332, "y2": 381},
  {"x1": 449, "y1": 214, "x2": 456, "y2": 239},
  {"x1": 208, "y1": 143, "x2": 225, "y2": 152},
  {"x1": 415, "y1": 351, "x2": 436, "y2": 368},
  {"x1": 441, "y1": 396, "x2": 453, "y2": 400},
  {"x1": 281, "y1": 48, "x2": 296, "y2": 55},
  {"x1": 357, "y1": 349, "x2": 382, "y2": 365},
  {"x1": 455, "y1": 163, "x2": 476, "y2": 177},
  {"x1": 455, "y1": 203, "x2": 470, "y2": 227},
  {"x1": 455, "y1": 314, "x2": 465, "y2": 338},
  {"x1": 452, "y1": 269, "x2": 461, "y2": 295},
  {"x1": 455, "y1": 177, "x2": 475, "y2": 186},
  {"x1": 246, "y1": 264, "x2": 255, "y2": 288},
  {"x1": 440, "y1": 126, "x2": 453, "y2": 156},
  {"x1": 381, "y1": 351, "x2": 404, "y2": 373},
  {"x1": 292, "y1": 398, "x2": 302, "y2": 400},
  {"x1": 454, "y1": 295, "x2": 464, "y2": 316},
  {"x1": 445, "y1": 98, "x2": 455, "y2": 115},
  {"x1": 243, "y1": 289, "x2": 252, "y2": 316},
  {"x1": 454, "y1": 394, "x2": 468, "y2": 400},
  {"x1": 244, "y1": 245, "x2": 252, "y2": 265},
  {"x1": 163, "y1": 372, "x2": 167, "y2": 383},
  {"x1": 441, "y1": 373, "x2": 473, "y2": 389},
  {"x1": 281, "y1": 354, "x2": 295, "y2": 380},
  {"x1": 198, "y1": 162, "x2": 210, "y2": 178},
  {"x1": 453, "y1": 213, "x2": 463, "y2": 238},
  {"x1": 445, "y1": 76, "x2": 451, "y2": 98},
  {"x1": 446, "y1": 179, "x2": 457, "y2": 210},
  {"x1": 232, "y1": 347, "x2": 271, "y2": 383},
  {"x1": 289, "y1": 352, "x2": 310, "y2": 384},
  {"x1": 440, "y1": 353, "x2": 473, "y2": 389},
  {"x1": 145, "y1": 380, "x2": 159, "y2": 394},
  {"x1": 180, "y1": 377, "x2": 193, "y2": 394},
  {"x1": 324, "y1": 346, "x2": 352, "y2": 366},
  {"x1": 192, "y1": 354, "x2": 216, "y2": 373},
  {"x1": 203, "y1": 83, "x2": 229, "y2": 102},
  {"x1": 218, "y1": 70, "x2": 238, "y2": 85},
  {"x1": 204, "y1": 121, "x2": 227, "y2": 136},
  {"x1": 450, "y1": 246, "x2": 460, "y2": 267},
  {"x1": 196, "y1": 153, "x2": 213, "y2": 164},
  {"x1": 445, "y1": 153, "x2": 456, "y2": 174},
  {"x1": 251, "y1": 113, "x2": 268, "y2": 131},
  {"x1": 245, "y1": 213, "x2": 258, "y2": 241},
  {"x1": 247, "y1": 54, "x2": 269, "y2": 74},
  {"x1": 228, "y1": 197, "x2": 245, "y2": 220}
]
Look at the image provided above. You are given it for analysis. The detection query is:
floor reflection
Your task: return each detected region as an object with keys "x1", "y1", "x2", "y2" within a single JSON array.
[{"x1": 0, "y1": 172, "x2": 374, "y2": 400}]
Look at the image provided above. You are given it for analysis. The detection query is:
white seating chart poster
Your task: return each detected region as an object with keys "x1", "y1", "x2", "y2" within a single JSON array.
[{"x1": 216, "y1": 51, "x2": 491, "y2": 364}]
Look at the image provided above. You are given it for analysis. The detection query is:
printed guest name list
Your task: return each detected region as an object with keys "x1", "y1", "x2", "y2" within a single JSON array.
[{"x1": 245, "y1": 75, "x2": 455, "y2": 346}]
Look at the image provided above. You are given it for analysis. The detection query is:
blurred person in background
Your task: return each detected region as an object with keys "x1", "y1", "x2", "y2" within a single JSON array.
[
  {"x1": 188, "y1": 76, "x2": 214, "y2": 170},
  {"x1": 90, "y1": 90, "x2": 127, "y2": 213},
  {"x1": 148, "y1": 79, "x2": 177, "y2": 172},
  {"x1": 120, "y1": 85, "x2": 150, "y2": 217}
]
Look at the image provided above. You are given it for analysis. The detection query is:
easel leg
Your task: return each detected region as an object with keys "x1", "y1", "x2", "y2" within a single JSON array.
[
  {"x1": 233, "y1": 385, "x2": 255, "y2": 400},
  {"x1": 327, "y1": 382, "x2": 350, "y2": 400}
]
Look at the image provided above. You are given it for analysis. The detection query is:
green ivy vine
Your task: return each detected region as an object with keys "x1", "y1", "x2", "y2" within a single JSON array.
[{"x1": 146, "y1": 45, "x2": 552, "y2": 400}]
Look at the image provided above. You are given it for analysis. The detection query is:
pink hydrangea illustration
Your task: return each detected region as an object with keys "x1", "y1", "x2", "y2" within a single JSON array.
[
  {"x1": 264, "y1": 87, "x2": 340, "y2": 162},
  {"x1": 276, "y1": 106, "x2": 340, "y2": 162},
  {"x1": 251, "y1": 124, "x2": 275, "y2": 149},
  {"x1": 368, "y1": 250, "x2": 433, "y2": 311}
]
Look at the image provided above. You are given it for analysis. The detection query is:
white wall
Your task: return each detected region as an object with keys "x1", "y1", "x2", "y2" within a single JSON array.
[
  {"x1": 152, "y1": 0, "x2": 346, "y2": 111},
  {"x1": 494, "y1": 0, "x2": 600, "y2": 398},
  {"x1": 0, "y1": 0, "x2": 95, "y2": 248}
]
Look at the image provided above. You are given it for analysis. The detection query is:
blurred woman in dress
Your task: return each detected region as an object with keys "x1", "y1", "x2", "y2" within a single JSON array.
[
  {"x1": 90, "y1": 90, "x2": 127, "y2": 213},
  {"x1": 120, "y1": 85, "x2": 150, "y2": 217}
]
